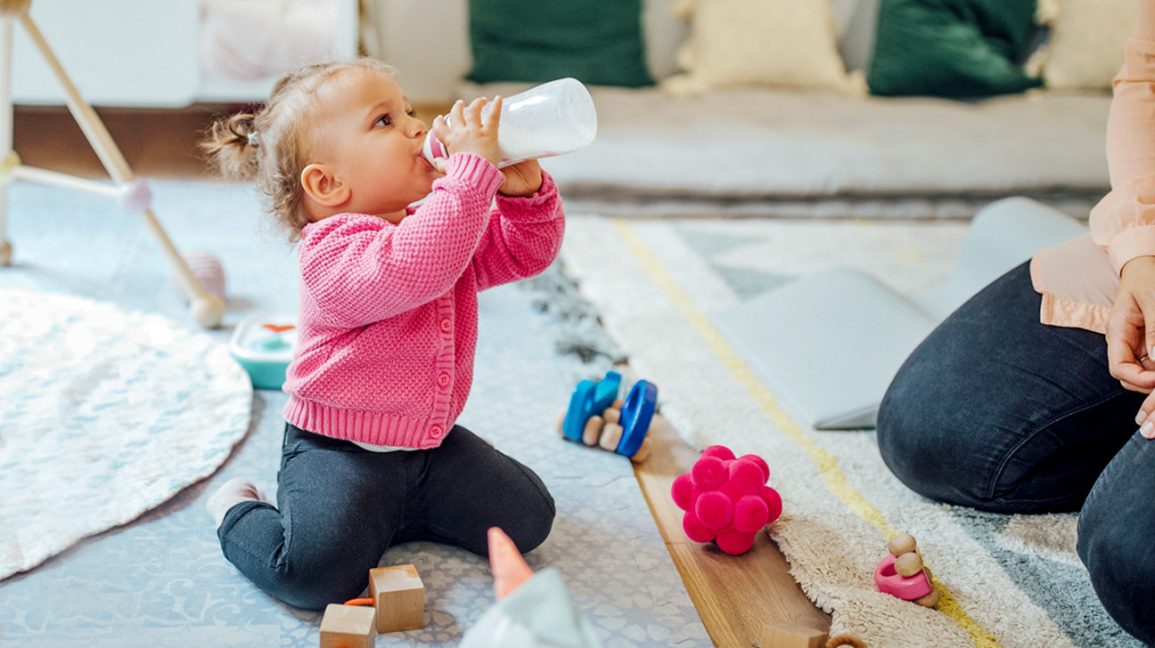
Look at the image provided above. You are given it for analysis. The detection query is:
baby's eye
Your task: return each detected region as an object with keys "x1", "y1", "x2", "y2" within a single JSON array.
[
  {"x1": 406, "y1": 108, "x2": 416, "y2": 117},
  {"x1": 374, "y1": 114, "x2": 392, "y2": 127}
]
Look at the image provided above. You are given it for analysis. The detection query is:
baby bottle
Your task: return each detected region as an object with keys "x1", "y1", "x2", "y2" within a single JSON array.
[{"x1": 422, "y1": 77, "x2": 597, "y2": 169}]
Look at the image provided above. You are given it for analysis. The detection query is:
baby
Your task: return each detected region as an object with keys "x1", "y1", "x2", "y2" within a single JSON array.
[{"x1": 201, "y1": 59, "x2": 562, "y2": 610}]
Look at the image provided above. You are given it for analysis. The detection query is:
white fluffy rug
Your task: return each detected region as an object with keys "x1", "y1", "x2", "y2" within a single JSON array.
[{"x1": 0, "y1": 287, "x2": 252, "y2": 580}]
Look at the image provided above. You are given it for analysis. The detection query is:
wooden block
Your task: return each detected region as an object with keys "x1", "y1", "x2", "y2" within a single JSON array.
[
  {"x1": 599, "y1": 422, "x2": 623, "y2": 451},
  {"x1": 760, "y1": 623, "x2": 828, "y2": 648},
  {"x1": 369, "y1": 564, "x2": 425, "y2": 633},
  {"x1": 603, "y1": 407, "x2": 621, "y2": 424},
  {"x1": 319, "y1": 604, "x2": 376, "y2": 648},
  {"x1": 582, "y1": 415, "x2": 604, "y2": 447}
]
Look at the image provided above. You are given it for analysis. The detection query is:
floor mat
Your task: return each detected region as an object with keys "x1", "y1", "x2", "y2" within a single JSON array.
[
  {"x1": 562, "y1": 216, "x2": 1142, "y2": 648},
  {"x1": 0, "y1": 182, "x2": 707, "y2": 647}
]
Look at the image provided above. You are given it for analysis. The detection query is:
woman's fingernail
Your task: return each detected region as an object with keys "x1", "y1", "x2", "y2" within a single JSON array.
[
  {"x1": 1141, "y1": 421, "x2": 1154, "y2": 438},
  {"x1": 1137, "y1": 410, "x2": 1148, "y2": 426}
]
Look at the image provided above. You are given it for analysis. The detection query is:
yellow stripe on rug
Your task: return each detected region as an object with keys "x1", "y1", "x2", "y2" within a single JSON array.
[{"x1": 613, "y1": 220, "x2": 1001, "y2": 648}]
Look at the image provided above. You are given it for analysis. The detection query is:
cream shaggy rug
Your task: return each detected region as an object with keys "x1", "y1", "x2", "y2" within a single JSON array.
[
  {"x1": 0, "y1": 288, "x2": 253, "y2": 580},
  {"x1": 562, "y1": 216, "x2": 1142, "y2": 648}
]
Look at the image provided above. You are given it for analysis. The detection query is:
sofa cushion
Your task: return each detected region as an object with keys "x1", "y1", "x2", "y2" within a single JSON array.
[
  {"x1": 668, "y1": 0, "x2": 858, "y2": 93},
  {"x1": 1034, "y1": 0, "x2": 1137, "y2": 90},
  {"x1": 467, "y1": 0, "x2": 652, "y2": 87},
  {"x1": 868, "y1": 0, "x2": 1043, "y2": 98}
]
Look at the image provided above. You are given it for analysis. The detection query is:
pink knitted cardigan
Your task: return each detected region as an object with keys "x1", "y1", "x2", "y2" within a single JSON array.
[{"x1": 282, "y1": 153, "x2": 565, "y2": 448}]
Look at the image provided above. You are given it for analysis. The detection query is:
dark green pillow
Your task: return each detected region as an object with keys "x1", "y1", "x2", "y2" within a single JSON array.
[
  {"x1": 868, "y1": 0, "x2": 1043, "y2": 98},
  {"x1": 468, "y1": 0, "x2": 653, "y2": 87}
]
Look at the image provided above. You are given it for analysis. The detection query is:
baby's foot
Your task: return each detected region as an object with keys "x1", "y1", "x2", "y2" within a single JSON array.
[
  {"x1": 206, "y1": 477, "x2": 265, "y2": 527},
  {"x1": 488, "y1": 527, "x2": 534, "y2": 601}
]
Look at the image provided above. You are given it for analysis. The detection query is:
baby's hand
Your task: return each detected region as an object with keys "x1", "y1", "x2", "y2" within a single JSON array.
[
  {"x1": 499, "y1": 159, "x2": 543, "y2": 197},
  {"x1": 431, "y1": 96, "x2": 502, "y2": 171}
]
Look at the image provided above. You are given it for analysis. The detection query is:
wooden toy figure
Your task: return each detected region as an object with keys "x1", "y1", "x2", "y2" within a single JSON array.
[
  {"x1": 874, "y1": 532, "x2": 940, "y2": 607},
  {"x1": 560, "y1": 370, "x2": 658, "y2": 462}
]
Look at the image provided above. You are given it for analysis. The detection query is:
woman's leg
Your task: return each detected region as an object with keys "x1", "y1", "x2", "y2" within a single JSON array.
[
  {"x1": 401, "y1": 425, "x2": 556, "y2": 556},
  {"x1": 1077, "y1": 435, "x2": 1155, "y2": 644},
  {"x1": 216, "y1": 424, "x2": 409, "y2": 610},
  {"x1": 877, "y1": 262, "x2": 1142, "y2": 513}
]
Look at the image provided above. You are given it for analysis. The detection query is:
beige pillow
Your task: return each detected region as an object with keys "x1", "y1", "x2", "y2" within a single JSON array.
[
  {"x1": 664, "y1": 0, "x2": 863, "y2": 94},
  {"x1": 1035, "y1": 0, "x2": 1138, "y2": 90}
]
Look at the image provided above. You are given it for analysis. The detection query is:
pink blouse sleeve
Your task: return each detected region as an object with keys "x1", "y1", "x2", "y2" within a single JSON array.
[{"x1": 1090, "y1": 20, "x2": 1155, "y2": 275}]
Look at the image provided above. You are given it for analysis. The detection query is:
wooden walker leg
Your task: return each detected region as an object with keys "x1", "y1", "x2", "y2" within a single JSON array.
[{"x1": 0, "y1": 5, "x2": 225, "y2": 326}]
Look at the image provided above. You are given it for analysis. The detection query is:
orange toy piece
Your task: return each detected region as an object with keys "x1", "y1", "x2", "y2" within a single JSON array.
[
  {"x1": 369, "y1": 564, "x2": 426, "y2": 633},
  {"x1": 319, "y1": 604, "x2": 376, "y2": 648}
]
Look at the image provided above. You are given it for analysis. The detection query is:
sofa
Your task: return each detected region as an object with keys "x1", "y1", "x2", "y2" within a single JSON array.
[{"x1": 370, "y1": 0, "x2": 1112, "y2": 218}]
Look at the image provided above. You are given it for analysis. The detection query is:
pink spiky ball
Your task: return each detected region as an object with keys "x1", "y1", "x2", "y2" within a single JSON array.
[{"x1": 671, "y1": 445, "x2": 782, "y2": 555}]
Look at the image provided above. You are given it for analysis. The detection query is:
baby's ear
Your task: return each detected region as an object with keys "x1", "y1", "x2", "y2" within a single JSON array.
[{"x1": 300, "y1": 163, "x2": 350, "y2": 207}]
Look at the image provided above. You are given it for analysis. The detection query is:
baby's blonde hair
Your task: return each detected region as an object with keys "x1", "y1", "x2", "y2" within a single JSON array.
[{"x1": 200, "y1": 58, "x2": 398, "y2": 239}]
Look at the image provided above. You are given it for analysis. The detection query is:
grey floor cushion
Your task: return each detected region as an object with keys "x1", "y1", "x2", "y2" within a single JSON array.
[{"x1": 716, "y1": 197, "x2": 1089, "y2": 429}]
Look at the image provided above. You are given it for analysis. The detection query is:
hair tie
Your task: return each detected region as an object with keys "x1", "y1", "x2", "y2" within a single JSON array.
[{"x1": 247, "y1": 132, "x2": 260, "y2": 147}]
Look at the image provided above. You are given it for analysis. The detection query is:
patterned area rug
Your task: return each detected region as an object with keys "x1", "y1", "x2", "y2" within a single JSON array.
[
  {"x1": 0, "y1": 182, "x2": 707, "y2": 647},
  {"x1": 562, "y1": 216, "x2": 1143, "y2": 648}
]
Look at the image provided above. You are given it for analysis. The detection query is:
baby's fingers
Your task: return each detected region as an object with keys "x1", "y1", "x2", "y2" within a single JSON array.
[
  {"x1": 466, "y1": 97, "x2": 488, "y2": 128},
  {"x1": 450, "y1": 100, "x2": 466, "y2": 130},
  {"x1": 485, "y1": 96, "x2": 503, "y2": 132},
  {"x1": 431, "y1": 115, "x2": 449, "y2": 140}
]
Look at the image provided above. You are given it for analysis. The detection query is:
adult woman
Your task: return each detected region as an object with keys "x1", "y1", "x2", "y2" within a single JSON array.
[{"x1": 877, "y1": 3, "x2": 1155, "y2": 643}]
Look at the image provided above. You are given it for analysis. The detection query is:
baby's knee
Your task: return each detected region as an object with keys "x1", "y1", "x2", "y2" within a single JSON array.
[
  {"x1": 507, "y1": 484, "x2": 556, "y2": 554},
  {"x1": 267, "y1": 551, "x2": 374, "y2": 611}
]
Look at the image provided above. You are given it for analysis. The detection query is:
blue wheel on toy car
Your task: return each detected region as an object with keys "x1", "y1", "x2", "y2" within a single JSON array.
[{"x1": 616, "y1": 380, "x2": 657, "y2": 457}]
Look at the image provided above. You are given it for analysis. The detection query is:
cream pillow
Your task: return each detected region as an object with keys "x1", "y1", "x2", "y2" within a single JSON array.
[
  {"x1": 1035, "y1": 0, "x2": 1138, "y2": 90},
  {"x1": 664, "y1": 0, "x2": 863, "y2": 94}
]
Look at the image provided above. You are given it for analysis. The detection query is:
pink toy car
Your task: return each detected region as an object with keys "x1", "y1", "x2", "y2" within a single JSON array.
[{"x1": 670, "y1": 445, "x2": 782, "y2": 555}]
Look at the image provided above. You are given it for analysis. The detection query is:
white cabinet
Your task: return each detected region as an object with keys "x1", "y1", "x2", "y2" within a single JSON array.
[{"x1": 10, "y1": 0, "x2": 358, "y2": 107}]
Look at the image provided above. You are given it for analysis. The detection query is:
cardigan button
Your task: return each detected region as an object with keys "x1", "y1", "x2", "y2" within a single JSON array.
[
  {"x1": 439, "y1": 318, "x2": 452, "y2": 333},
  {"x1": 437, "y1": 373, "x2": 450, "y2": 388},
  {"x1": 430, "y1": 425, "x2": 444, "y2": 438}
]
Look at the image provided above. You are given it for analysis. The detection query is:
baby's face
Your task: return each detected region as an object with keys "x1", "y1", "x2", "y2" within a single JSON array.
[{"x1": 311, "y1": 67, "x2": 437, "y2": 219}]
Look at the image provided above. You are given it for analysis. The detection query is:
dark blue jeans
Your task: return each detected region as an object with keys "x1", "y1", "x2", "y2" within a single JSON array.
[
  {"x1": 878, "y1": 262, "x2": 1155, "y2": 645},
  {"x1": 217, "y1": 423, "x2": 555, "y2": 610}
]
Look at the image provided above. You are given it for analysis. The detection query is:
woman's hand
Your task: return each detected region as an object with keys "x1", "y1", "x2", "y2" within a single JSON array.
[
  {"x1": 1107, "y1": 255, "x2": 1155, "y2": 436},
  {"x1": 430, "y1": 96, "x2": 503, "y2": 170},
  {"x1": 498, "y1": 159, "x2": 543, "y2": 197}
]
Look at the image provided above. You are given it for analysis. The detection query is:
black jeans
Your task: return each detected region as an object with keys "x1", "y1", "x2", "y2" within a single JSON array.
[
  {"x1": 877, "y1": 262, "x2": 1154, "y2": 645},
  {"x1": 216, "y1": 423, "x2": 556, "y2": 610}
]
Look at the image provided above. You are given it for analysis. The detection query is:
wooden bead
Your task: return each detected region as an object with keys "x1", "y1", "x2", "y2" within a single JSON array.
[
  {"x1": 826, "y1": 634, "x2": 868, "y2": 648},
  {"x1": 922, "y1": 565, "x2": 933, "y2": 583},
  {"x1": 582, "y1": 415, "x2": 604, "y2": 446},
  {"x1": 319, "y1": 604, "x2": 376, "y2": 648},
  {"x1": 611, "y1": 398, "x2": 624, "y2": 409},
  {"x1": 368, "y1": 564, "x2": 425, "y2": 633},
  {"x1": 760, "y1": 623, "x2": 827, "y2": 648},
  {"x1": 887, "y1": 533, "x2": 917, "y2": 556},
  {"x1": 599, "y1": 422, "x2": 623, "y2": 452},
  {"x1": 629, "y1": 436, "x2": 652, "y2": 463},
  {"x1": 894, "y1": 552, "x2": 923, "y2": 577},
  {"x1": 556, "y1": 409, "x2": 567, "y2": 437},
  {"x1": 915, "y1": 587, "x2": 941, "y2": 608},
  {"x1": 603, "y1": 407, "x2": 621, "y2": 424}
]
